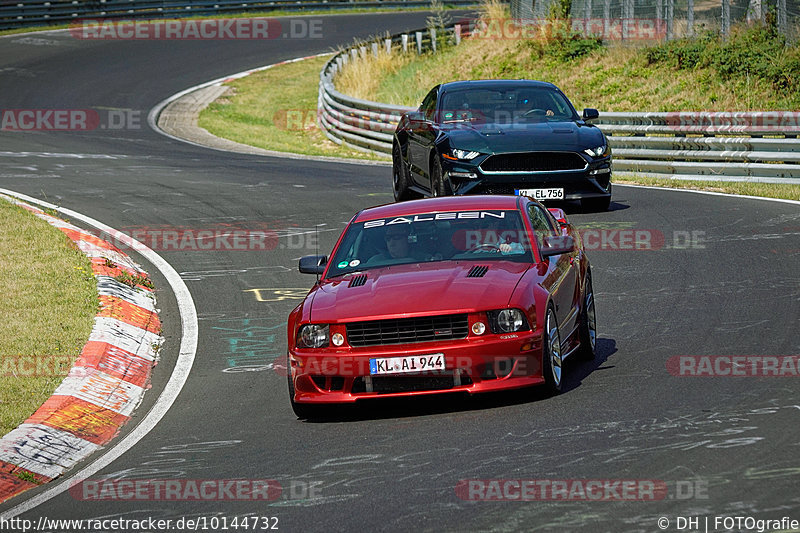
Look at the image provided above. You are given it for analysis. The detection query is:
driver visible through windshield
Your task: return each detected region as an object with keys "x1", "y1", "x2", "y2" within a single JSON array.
[
  {"x1": 439, "y1": 88, "x2": 576, "y2": 124},
  {"x1": 327, "y1": 210, "x2": 534, "y2": 278}
]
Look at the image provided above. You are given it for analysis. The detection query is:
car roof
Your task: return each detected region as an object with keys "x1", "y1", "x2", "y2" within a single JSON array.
[
  {"x1": 439, "y1": 79, "x2": 558, "y2": 92},
  {"x1": 353, "y1": 195, "x2": 523, "y2": 223}
]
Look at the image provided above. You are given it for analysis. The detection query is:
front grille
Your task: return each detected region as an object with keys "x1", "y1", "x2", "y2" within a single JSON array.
[
  {"x1": 346, "y1": 314, "x2": 469, "y2": 347},
  {"x1": 351, "y1": 374, "x2": 473, "y2": 394},
  {"x1": 480, "y1": 152, "x2": 587, "y2": 173}
]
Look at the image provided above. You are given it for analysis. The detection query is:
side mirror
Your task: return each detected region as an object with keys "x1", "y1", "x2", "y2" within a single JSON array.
[
  {"x1": 298, "y1": 255, "x2": 327, "y2": 275},
  {"x1": 540, "y1": 235, "x2": 575, "y2": 257},
  {"x1": 583, "y1": 108, "x2": 599, "y2": 121},
  {"x1": 406, "y1": 110, "x2": 424, "y2": 122}
]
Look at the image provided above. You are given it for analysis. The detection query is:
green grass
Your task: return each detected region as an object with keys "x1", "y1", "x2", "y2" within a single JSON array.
[
  {"x1": 615, "y1": 176, "x2": 800, "y2": 201},
  {"x1": 199, "y1": 54, "x2": 388, "y2": 160},
  {"x1": 0, "y1": 200, "x2": 97, "y2": 437}
]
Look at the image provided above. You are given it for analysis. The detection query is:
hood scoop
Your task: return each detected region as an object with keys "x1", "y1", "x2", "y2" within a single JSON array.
[
  {"x1": 466, "y1": 265, "x2": 489, "y2": 278},
  {"x1": 348, "y1": 274, "x2": 368, "y2": 287}
]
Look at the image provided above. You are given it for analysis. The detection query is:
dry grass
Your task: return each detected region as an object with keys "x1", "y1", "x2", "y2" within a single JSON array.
[
  {"x1": 0, "y1": 200, "x2": 97, "y2": 436},
  {"x1": 199, "y1": 54, "x2": 387, "y2": 159}
]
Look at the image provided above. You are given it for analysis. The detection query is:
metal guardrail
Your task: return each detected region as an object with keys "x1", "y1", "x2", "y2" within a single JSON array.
[
  {"x1": 0, "y1": 0, "x2": 478, "y2": 30},
  {"x1": 319, "y1": 32, "x2": 800, "y2": 182}
]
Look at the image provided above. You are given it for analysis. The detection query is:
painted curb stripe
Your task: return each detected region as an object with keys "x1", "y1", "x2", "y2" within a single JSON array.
[
  {"x1": 52, "y1": 370, "x2": 146, "y2": 417},
  {"x1": 26, "y1": 397, "x2": 128, "y2": 446},
  {"x1": 0, "y1": 424, "x2": 102, "y2": 479},
  {"x1": 97, "y1": 296, "x2": 162, "y2": 334},
  {"x1": 75, "y1": 342, "x2": 154, "y2": 389},
  {"x1": 0, "y1": 195, "x2": 163, "y2": 503},
  {"x1": 88, "y1": 317, "x2": 161, "y2": 360}
]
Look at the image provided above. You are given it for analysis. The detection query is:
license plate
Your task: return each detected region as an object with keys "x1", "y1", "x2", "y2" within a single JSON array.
[
  {"x1": 516, "y1": 188, "x2": 564, "y2": 200},
  {"x1": 369, "y1": 353, "x2": 445, "y2": 375}
]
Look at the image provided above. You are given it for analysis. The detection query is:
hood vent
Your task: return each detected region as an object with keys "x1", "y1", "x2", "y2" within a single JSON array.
[
  {"x1": 348, "y1": 274, "x2": 368, "y2": 287},
  {"x1": 467, "y1": 265, "x2": 489, "y2": 278}
]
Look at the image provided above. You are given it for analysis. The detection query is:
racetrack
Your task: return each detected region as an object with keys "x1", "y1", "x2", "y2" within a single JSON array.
[{"x1": 1, "y1": 12, "x2": 799, "y2": 532}]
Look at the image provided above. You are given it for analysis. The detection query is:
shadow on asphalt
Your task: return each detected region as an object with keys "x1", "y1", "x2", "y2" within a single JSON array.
[{"x1": 298, "y1": 337, "x2": 618, "y2": 423}]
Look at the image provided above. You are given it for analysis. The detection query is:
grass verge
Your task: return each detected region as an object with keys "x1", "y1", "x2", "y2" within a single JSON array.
[
  {"x1": 0, "y1": 199, "x2": 97, "y2": 437},
  {"x1": 198, "y1": 54, "x2": 388, "y2": 160},
  {"x1": 614, "y1": 176, "x2": 800, "y2": 201}
]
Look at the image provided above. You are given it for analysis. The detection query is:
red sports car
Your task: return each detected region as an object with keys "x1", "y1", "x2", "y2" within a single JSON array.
[{"x1": 287, "y1": 195, "x2": 596, "y2": 418}]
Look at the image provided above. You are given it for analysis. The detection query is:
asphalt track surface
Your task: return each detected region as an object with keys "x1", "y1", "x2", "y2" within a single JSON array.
[{"x1": 1, "y1": 12, "x2": 799, "y2": 533}]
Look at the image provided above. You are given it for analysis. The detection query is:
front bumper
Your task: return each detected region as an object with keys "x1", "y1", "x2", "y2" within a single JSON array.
[
  {"x1": 289, "y1": 330, "x2": 544, "y2": 404},
  {"x1": 443, "y1": 154, "x2": 612, "y2": 200}
]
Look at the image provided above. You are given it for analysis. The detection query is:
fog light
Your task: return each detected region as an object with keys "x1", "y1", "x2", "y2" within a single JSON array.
[
  {"x1": 472, "y1": 322, "x2": 486, "y2": 335},
  {"x1": 449, "y1": 171, "x2": 478, "y2": 179},
  {"x1": 331, "y1": 333, "x2": 344, "y2": 346}
]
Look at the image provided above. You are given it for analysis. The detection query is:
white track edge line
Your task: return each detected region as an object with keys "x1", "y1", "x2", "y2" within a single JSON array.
[
  {"x1": 615, "y1": 182, "x2": 800, "y2": 206},
  {"x1": 0, "y1": 187, "x2": 199, "y2": 518}
]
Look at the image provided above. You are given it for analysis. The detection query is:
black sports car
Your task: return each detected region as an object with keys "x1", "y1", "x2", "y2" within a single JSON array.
[{"x1": 392, "y1": 80, "x2": 612, "y2": 211}]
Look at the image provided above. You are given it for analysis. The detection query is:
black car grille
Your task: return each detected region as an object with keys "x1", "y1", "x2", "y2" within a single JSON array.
[
  {"x1": 480, "y1": 152, "x2": 586, "y2": 173},
  {"x1": 346, "y1": 314, "x2": 469, "y2": 347}
]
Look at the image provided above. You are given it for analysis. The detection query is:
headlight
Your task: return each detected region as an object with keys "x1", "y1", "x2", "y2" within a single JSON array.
[
  {"x1": 487, "y1": 309, "x2": 529, "y2": 333},
  {"x1": 451, "y1": 149, "x2": 481, "y2": 160},
  {"x1": 584, "y1": 145, "x2": 607, "y2": 158},
  {"x1": 297, "y1": 324, "x2": 329, "y2": 348}
]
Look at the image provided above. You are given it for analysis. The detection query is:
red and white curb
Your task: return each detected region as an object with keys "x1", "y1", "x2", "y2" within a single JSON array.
[{"x1": 0, "y1": 194, "x2": 163, "y2": 502}]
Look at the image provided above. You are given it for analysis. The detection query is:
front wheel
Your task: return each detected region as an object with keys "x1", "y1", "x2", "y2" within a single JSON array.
[
  {"x1": 430, "y1": 157, "x2": 452, "y2": 197},
  {"x1": 392, "y1": 142, "x2": 419, "y2": 202},
  {"x1": 542, "y1": 305, "x2": 563, "y2": 395},
  {"x1": 577, "y1": 273, "x2": 597, "y2": 361}
]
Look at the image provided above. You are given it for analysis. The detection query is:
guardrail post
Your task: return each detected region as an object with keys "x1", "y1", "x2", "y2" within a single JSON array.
[
  {"x1": 777, "y1": 0, "x2": 787, "y2": 37},
  {"x1": 687, "y1": 0, "x2": 694, "y2": 37},
  {"x1": 722, "y1": 0, "x2": 730, "y2": 36},
  {"x1": 402, "y1": 33, "x2": 409, "y2": 53},
  {"x1": 359, "y1": 45, "x2": 366, "y2": 58},
  {"x1": 372, "y1": 42, "x2": 378, "y2": 57},
  {"x1": 430, "y1": 28, "x2": 437, "y2": 53},
  {"x1": 385, "y1": 38, "x2": 392, "y2": 54},
  {"x1": 455, "y1": 24, "x2": 461, "y2": 45},
  {"x1": 603, "y1": 0, "x2": 610, "y2": 40},
  {"x1": 350, "y1": 48, "x2": 358, "y2": 62},
  {"x1": 415, "y1": 31, "x2": 423, "y2": 55},
  {"x1": 666, "y1": 0, "x2": 674, "y2": 40}
]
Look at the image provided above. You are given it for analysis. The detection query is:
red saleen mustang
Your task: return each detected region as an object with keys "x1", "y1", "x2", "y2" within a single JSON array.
[{"x1": 287, "y1": 195, "x2": 596, "y2": 418}]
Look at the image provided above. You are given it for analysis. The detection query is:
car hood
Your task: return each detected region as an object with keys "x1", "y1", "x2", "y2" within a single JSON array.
[
  {"x1": 309, "y1": 261, "x2": 530, "y2": 323},
  {"x1": 441, "y1": 121, "x2": 604, "y2": 153}
]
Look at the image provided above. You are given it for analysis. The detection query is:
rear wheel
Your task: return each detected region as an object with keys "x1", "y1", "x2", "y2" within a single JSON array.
[
  {"x1": 430, "y1": 157, "x2": 452, "y2": 197},
  {"x1": 392, "y1": 142, "x2": 418, "y2": 202},
  {"x1": 577, "y1": 273, "x2": 597, "y2": 361},
  {"x1": 542, "y1": 305, "x2": 563, "y2": 395}
]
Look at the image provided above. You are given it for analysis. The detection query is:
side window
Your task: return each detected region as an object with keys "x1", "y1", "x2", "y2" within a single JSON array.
[
  {"x1": 420, "y1": 86, "x2": 439, "y2": 121},
  {"x1": 527, "y1": 204, "x2": 557, "y2": 249}
]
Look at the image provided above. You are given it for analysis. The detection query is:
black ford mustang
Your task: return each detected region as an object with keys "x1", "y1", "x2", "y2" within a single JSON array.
[{"x1": 392, "y1": 80, "x2": 612, "y2": 211}]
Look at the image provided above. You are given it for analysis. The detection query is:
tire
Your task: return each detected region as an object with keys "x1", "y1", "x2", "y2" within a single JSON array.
[
  {"x1": 287, "y1": 354, "x2": 318, "y2": 419},
  {"x1": 430, "y1": 157, "x2": 452, "y2": 197},
  {"x1": 542, "y1": 304, "x2": 563, "y2": 395},
  {"x1": 392, "y1": 142, "x2": 418, "y2": 202},
  {"x1": 577, "y1": 272, "x2": 597, "y2": 361},
  {"x1": 581, "y1": 195, "x2": 611, "y2": 212}
]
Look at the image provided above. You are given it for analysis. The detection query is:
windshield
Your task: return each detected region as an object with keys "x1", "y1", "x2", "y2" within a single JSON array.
[
  {"x1": 326, "y1": 210, "x2": 534, "y2": 278},
  {"x1": 438, "y1": 87, "x2": 577, "y2": 124}
]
